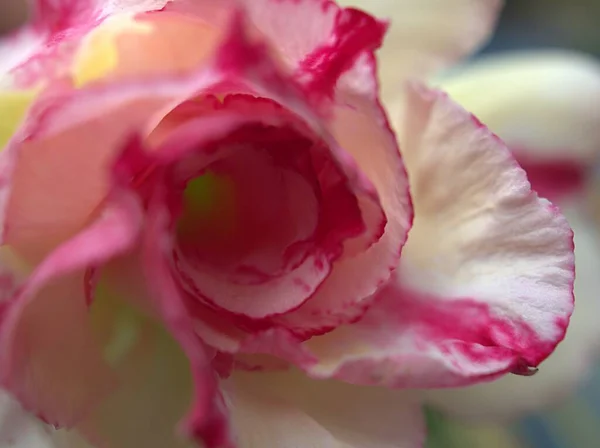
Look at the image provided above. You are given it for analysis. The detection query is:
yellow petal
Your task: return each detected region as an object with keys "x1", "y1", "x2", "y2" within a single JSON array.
[
  {"x1": 72, "y1": 14, "x2": 153, "y2": 87},
  {"x1": 72, "y1": 12, "x2": 220, "y2": 87},
  {"x1": 0, "y1": 90, "x2": 36, "y2": 150}
]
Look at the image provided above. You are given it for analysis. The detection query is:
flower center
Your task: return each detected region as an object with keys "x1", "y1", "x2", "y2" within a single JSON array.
[
  {"x1": 174, "y1": 123, "x2": 322, "y2": 283},
  {"x1": 178, "y1": 172, "x2": 237, "y2": 245}
]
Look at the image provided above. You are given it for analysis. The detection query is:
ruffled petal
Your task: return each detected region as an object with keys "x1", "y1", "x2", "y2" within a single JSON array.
[
  {"x1": 4, "y1": 41, "x2": 241, "y2": 263},
  {"x1": 436, "y1": 50, "x2": 600, "y2": 165},
  {"x1": 336, "y1": 0, "x2": 503, "y2": 98},
  {"x1": 233, "y1": 0, "x2": 339, "y2": 68},
  {"x1": 424, "y1": 200, "x2": 600, "y2": 420},
  {"x1": 226, "y1": 371, "x2": 425, "y2": 448},
  {"x1": 292, "y1": 84, "x2": 574, "y2": 387},
  {"x1": 278, "y1": 52, "x2": 412, "y2": 336},
  {"x1": 0, "y1": 193, "x2": 142, "y2": 429}
]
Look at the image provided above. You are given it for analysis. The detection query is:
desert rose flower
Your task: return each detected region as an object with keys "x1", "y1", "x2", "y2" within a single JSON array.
[
  {"x1": 0, "y1": 1, "x2": 574, "y2": 447},
  {"x1": 420, "y1": 51, "x2": 600, "y2": 420}
]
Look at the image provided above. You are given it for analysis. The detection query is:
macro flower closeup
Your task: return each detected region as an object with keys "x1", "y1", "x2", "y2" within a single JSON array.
[
  {"x1": 423, "y1": 50, "x2": 600, "y2": 421},
  {"x1": 0, "y1": 1, "x2": 575, "y2": 447}
]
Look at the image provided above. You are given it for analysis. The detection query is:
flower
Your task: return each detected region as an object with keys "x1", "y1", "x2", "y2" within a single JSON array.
[
  {"x1": 0, "y1": 1, "x2": 574, "y2": 447},
  {"x1": 419, "y1": 50, "x2": 600, "y2": 420}
]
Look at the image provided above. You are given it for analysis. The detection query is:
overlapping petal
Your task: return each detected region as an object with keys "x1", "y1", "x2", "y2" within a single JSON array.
[
  {"x1": 422, "y1": 50, "x2": 600, "y2": 420},
  {"x1": 0, "y1": 1, "x2": 582, "y2": 447},
  {"x1": 291, "y1": 84, "x2": 574, "y2": 387},
  {"x1": 0, "y1": 192, "x2": 142, "y2": 429}
]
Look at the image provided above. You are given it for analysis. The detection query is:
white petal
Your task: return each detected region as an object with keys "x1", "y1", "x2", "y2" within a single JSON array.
[{"x1": 423, "y1": 200, "x2": 600, "y2": 420}]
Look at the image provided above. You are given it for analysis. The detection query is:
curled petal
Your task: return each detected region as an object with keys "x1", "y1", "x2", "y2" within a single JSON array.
[
  {"x1": 397, "y1": 84, "x2": 574, "y2": 372},
  {"x1": 233, "y1": 0, "x2": 339, "y2": 70},
  {"x1": 5, "y1": 47, "x2": 229, "y2": 263},
  {"x1": 294, "y1": 85, "x2": 574, "y2": 387},
  {"x1": 278, "y1": 53, "x2": 412, "y2": 336},
  {"x1": 424, "y1": 201, "x2": 600, "y2": 420},
  {"x1": 146, "y1": 13, "x2": 393, "y2": 331},
  {"x1": 0, "y1": 193, "x2": 142, "y2": 429}
]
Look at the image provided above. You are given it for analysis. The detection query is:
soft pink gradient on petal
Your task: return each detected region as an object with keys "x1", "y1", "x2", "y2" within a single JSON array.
[
  {"x1": 4, "y1": 48, "x2": 233, "y2": 263},
  {"x1": 141, "y1": 190, "x2": 233, "y2": 448},
  {"x1": 0, "y1": 192, "x2": 142, "y2": 429},
  {"x1": 397, "y1": 84, "x2": 574, "y2": 369},
  {"x1": 74, "y1": 11, "x2": 224, "y2": 86},
  {"x1": 297, "y1": 6, "x2": 387, "y2": 98},
  {"x1": 278, "y1": 52, "x2": 412, "y2": 336}
]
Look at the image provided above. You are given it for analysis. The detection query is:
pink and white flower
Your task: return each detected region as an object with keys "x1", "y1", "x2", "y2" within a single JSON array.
[
  {"x1": 423, "y1": 50, "x2": 600, "y2": 420},
  {"x1": 0, "y1": 1, "x2": 574, "y2": 447}
]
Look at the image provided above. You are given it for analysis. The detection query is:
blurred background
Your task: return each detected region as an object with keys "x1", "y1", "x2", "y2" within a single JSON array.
[
  {"x1": 488, "y1": 0, "x2": 600, "y2": 56},
  {"x1": 0, "y1": 0, "x2": 599, "y2": 447}
]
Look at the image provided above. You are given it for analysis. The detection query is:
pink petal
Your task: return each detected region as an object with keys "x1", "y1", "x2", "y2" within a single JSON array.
[
  {"x1": 277, "y1": 52, "x2": 412, "y2": 336},
  {"x1": 296, "y1": 6, "x2": 387, "y2": 97},
  {"x1": 116, "y1": 13, "x2": 387, "y2": 327},
  {"x1": 293, "y1": 84, "x2": 574, "y2": 387},
  {"x1": 4, "y1": 40, "x2": 245, "y2": 263},
  {"x1": 0, "y1": 192, "x2": 142, "y2": 429},
  {"x1": 225, "y1": 371, "x2": 425, "y2": 448},
  {"x1": 141, "y1": 205, "x2": 232, "y2": 448},
  {"x1": 233, "y1": 0, "x2": 340, "y2": 69}
]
